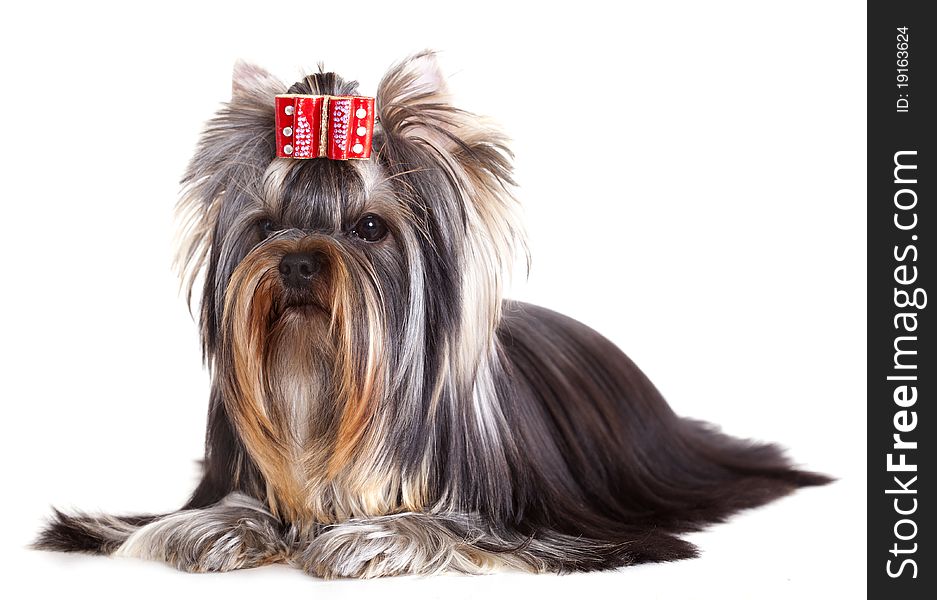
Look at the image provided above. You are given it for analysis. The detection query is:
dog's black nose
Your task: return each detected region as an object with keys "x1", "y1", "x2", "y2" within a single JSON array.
[{"x1": 279, "y1": 251, "x2": 323, "y2": 289}]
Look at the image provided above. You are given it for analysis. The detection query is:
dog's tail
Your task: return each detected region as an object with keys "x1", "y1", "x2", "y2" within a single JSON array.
[
  {"x1": 32, "y1": 509, "x2": 161, "y2": 555},
  {"x1": 648, "y1": 418, "x2": 834, "y2": 530}
]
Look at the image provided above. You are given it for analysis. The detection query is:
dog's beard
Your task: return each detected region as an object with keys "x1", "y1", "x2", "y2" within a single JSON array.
[
  {"x1": 266, "y1": 308, "x2": 334, "y2": 464},
  {"x1": 218, "y1": 232, "x2": 388, "y2": 522}
]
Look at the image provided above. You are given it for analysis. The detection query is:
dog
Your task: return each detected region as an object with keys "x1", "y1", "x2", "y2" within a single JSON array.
[{"x1": 34, "y1": 51, "x2": 830, "y2": 578}]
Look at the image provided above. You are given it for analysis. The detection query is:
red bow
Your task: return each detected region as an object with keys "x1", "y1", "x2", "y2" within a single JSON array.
[{"x1": 275, "y1": 95, "x2": 375, "y2": 160}]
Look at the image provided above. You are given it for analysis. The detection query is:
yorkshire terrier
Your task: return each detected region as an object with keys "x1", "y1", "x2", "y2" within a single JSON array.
[{"x1": 35, "y1": 52, "x2": 829, "y2": 578}]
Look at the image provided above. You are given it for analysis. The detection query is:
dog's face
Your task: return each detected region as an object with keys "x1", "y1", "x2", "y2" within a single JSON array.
[{"x1": 174, "y1": 53, "x2": 523, "y2": 518}]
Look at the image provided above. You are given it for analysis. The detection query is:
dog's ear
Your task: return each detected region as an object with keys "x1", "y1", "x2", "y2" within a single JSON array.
[
  {"x1": 375, "y1": 51, "x2": 452, "y2": 141},
  {"x1": 231, "y1": 59, "x2": 285, "y2": 103},
  {"x1": 375, "y1": 51, "x2": 521, "y2": 230},
  {"x1": 377, "y1": 49, "x2": 524, "y2": 231},
  {"x1": 174, "y1": 60, "x2": 284, "y2": 307}
]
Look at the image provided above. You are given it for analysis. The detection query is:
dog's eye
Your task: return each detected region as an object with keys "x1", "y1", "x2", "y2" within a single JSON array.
[
  {"x1": 259, "y1": 219, "x2": 281, "y2": 237},
  {"x1": 351, "y1": 214, "x2": 388, "y2": 242}
]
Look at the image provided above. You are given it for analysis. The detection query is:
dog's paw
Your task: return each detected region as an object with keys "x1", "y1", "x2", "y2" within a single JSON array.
[
  {"x1": 297, "y1": 516, "x2": 462, "y2": 578},
  {"x1": 298, "y1": 523, "x2": 417, "y2": 578},
  {"x1": 115, "y1": 496, "x2": 286, "y2": 573},
  {"x1": 170, "y1": 519, "x2": 285, "y2": 573}
]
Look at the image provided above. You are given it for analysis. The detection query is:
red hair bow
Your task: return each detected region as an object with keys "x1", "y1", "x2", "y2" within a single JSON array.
[{"x1": 275, "y1": 95, "x2": 375, "y2": 160}]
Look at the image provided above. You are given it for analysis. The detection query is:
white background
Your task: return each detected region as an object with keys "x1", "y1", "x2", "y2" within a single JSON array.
[{"x1": 0, "y1": 1, "x2": 866, "y2": 598}]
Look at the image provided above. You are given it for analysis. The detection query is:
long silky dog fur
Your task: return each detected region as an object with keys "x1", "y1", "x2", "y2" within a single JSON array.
[{"x1": 35, "y1": 52, "x2": 830, "y2": 578}]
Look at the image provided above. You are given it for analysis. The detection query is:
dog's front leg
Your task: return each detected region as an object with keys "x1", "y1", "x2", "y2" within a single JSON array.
[
  {"x1": 296, "y1": 511, "x2": 702, "y2": 578},
  {"x1": 114, "y1": 493, "x2": 288, "y2": 573},
  {"x1": 297, "y1": 512, "x2": 503, "y2": 578},
  {"x1": 296, "y1": 511, "x2": 600, "y2": 578}
]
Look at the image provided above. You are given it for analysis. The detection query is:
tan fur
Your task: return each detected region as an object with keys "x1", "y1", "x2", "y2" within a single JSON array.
[
  {"x1": 221, "y1": 241, "x2": 305, "y2": 520},
  {"x1": 219, "y1": 232, "x2": 408, "y2": 524}
]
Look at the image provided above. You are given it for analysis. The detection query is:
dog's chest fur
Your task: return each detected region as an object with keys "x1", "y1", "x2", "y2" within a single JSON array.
[{"x1": 257, "y1": 311, "x2": 414, "y2": 525}]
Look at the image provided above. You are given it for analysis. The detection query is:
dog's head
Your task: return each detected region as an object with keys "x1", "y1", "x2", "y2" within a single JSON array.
[{"x1": 174, "y1": 53, "x2": 523, "y2": 502}]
